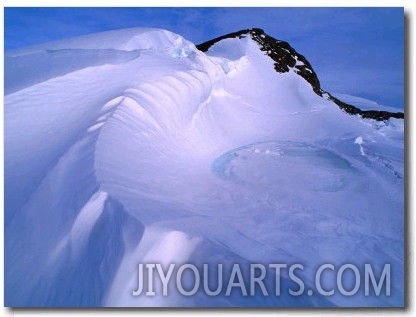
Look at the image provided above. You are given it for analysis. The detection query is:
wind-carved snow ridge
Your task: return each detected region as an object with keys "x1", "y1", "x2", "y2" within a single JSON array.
[{"x1": 5, "y1": 27, "x2": 404, "y2": 307}]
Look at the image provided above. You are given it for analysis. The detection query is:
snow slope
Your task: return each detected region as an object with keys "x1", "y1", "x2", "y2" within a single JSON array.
[{"x1": 4, "y1": 28, "x2": 404, "y2": 307}]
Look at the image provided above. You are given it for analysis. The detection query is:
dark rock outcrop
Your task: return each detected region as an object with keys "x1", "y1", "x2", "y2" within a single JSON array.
[{"x1": 197, "y1": 28, "x2": 404, "y2": 121}]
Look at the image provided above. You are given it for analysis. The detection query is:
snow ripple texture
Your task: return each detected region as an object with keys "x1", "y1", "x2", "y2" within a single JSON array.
[{"x1": 4, "y1": 28, "x2": 404, "y2": 307}]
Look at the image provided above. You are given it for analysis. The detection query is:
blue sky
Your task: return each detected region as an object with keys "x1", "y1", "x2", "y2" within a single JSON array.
[{"x1": 4, "y1": 7, "x2": 404, "y2": 108}]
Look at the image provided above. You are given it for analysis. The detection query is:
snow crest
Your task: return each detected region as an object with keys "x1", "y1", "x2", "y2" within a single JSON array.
[{"x1": 5, "y1": 28, "x2": 404, "y2": 307}]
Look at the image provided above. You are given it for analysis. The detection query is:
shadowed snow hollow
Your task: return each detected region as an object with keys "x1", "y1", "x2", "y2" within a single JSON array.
[{"x1": 5, "y1": 28, "x2": 404, "y2": 307}]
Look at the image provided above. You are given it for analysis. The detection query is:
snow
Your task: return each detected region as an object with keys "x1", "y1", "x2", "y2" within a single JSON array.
[
  {"x1": 295, "y1": 58, "x2": 304, "y2": 66},
  {"x1": 354, "y1": 136, "x2": 366, "y2": 156},
  {"x1": 332, "y1": 93, "x2": 403, "y2": 112},
  {"x1": 69, "y1": 191, "x2": 108, "y2": 260},
  {"x1": 4, "y1": 27, "x2": 404, "y2": 307}
]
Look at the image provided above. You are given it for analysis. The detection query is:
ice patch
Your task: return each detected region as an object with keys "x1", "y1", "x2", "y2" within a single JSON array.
[{"x1": 212, "y1": 141, "x2": 354, "y2": 193}]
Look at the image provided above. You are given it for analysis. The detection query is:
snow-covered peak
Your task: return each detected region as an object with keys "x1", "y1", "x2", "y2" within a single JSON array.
[
  {"x1": 198, "y1": 28, "x2": 321, "y2": 94},
  {"x1": 197, "y1": 28, "x2": 404, "y2": 121},
  {"x1": 5, "y1": 27, "x2": 404, "y2": 308}
]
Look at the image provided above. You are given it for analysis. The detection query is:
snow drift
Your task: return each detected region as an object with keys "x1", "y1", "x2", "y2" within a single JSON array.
[{"x1": 4, "y1": 27, "x2": 404, "y2": 307}]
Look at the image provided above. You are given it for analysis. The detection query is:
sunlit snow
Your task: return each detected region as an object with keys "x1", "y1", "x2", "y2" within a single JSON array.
[{"x1": 5, "y1": 28, "x2": 404, "y2": 307}]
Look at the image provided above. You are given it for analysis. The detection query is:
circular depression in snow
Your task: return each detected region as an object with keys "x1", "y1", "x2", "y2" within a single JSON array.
[{"x1": 211, "y1": 141, "x2": 356, "y2": 193}]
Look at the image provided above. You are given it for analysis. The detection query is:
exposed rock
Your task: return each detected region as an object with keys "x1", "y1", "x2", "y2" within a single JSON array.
[{"x1": 197, "y1": 28, "x2": 404, "y2": 121}]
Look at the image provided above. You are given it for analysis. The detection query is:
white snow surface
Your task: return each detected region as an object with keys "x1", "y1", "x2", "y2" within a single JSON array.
[
  {"x1": 332, "y1": 93, "x2": 403, "y2": 112},
  {"x1": 5, "y1": 28, "x2": 404, "y2": 307}
]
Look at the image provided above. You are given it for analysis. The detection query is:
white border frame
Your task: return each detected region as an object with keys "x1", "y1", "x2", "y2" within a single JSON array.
[{"x1": 1, "y1": 1, "x2": 414, "y2": 316}]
